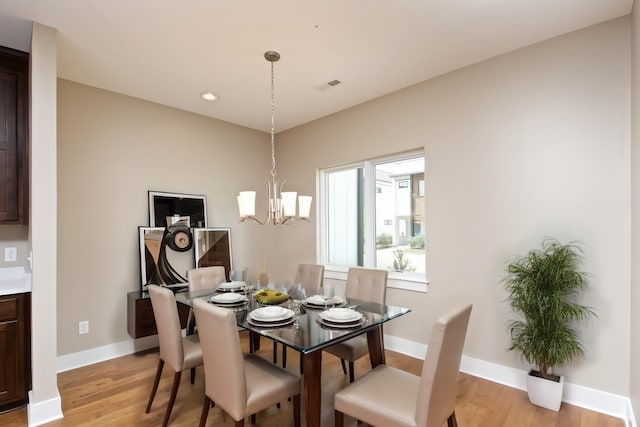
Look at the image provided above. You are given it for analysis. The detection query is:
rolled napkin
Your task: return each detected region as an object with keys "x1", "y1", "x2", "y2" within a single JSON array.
[{"x1": 253, "y1": 289, "x2": 288, "y2": 305}]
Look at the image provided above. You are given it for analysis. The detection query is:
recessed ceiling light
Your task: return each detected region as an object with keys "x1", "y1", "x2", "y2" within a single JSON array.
[{"x1": 200, "y1": 92, "x2": 218, "y2": 101}]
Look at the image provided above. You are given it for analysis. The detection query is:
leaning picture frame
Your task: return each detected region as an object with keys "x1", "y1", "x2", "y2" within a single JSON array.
[
  {"x1": 148, "y1": 191, "x2": 207, "y2": 228},
  {"x1": 138, "y1": 226, "x2": 194, "y2": 291},
  {"x1": 193, "y1": 227, "x2": 233, "y2": 282}
]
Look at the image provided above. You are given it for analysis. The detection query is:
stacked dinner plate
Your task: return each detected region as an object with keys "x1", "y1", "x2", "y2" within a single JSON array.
[
  {"x1": 216, "y1": 281, "x2": 246, "y2": 292},
  {"x1": 209, "y1": 292, "x2": 248, "y2": 308},
  {"x1": 247, "y1": 306, "x2": 295, "y2": 328},
  {"x1": 302, "y1": 294, "x2": 345, "y2": 309},
  {"x1": 317, "y1": 307, "x2": 365, "y2": 329}
]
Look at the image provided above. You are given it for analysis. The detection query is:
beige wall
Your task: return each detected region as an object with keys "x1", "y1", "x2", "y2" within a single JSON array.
[
  {"x1": 30, "y1": 20, "x2": 60, "y2": 415},
  {"x1": 278, "y1": 17, "x2": 632, "y2": 395},
  {"x1": 0, "y1": 225, "x2": 29, "y2": 269},
  {"x1": 56, "y1": 79, "x2": 281, "y2": 355},
  {"x1": 630, "y1": 0, "x2": 639, "y2": 420}
]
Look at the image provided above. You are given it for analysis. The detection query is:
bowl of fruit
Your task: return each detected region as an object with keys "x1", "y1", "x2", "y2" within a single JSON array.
[{"x1": 253, "y1": 289, "x2": 289, "y2": 305}]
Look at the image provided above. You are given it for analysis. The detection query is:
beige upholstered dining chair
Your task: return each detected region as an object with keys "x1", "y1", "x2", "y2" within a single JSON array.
[
  {"x1": 146, "y1": 285, "x2": 203, "y2": 427},
  {"x1": 324, "y1": 267, "x2": 388, "y2": 382},
  {"x1": 186, "y1": 266, "x2": 227, "y2": 332},
  {"x1": 188, "y1": 265, "x2": 228, "y2": 290},
  {"x1": 193, "y1": 298, "x2": 301, "y2": 427},
  {"x1": 295, "y1": 263, "x2": 324, "y2": 295},
  {"x1": 334, "y1": 304, "x2": 473, "y2": 427},
  {"x1": 276, "y1": 263, "x2": 325, "y2": 367}
]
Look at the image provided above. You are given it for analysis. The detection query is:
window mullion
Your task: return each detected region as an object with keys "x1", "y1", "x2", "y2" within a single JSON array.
[{"x1": 363, "y1": 160, "x2": 377, "y2": 268}]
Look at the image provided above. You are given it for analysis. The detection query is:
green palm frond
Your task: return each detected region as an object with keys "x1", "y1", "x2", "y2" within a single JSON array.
[{"x1": 502, "y1": 238, "x2": 596, "y2": 379}]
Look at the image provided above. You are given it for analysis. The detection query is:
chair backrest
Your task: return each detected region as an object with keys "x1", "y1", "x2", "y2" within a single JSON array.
[
  {"x1": 193, "y1": 298, "x2": 247, "y2": 421},
  {"x1": 345, "y1": 267, "x2": 388, "y2": 304},
  {"x1": 416, "y1": 304, "x2": 472, "y2": 427},
  {"x1": 187, "y1": 266, "x2": 227, "y2": 292},
  {"x1": 295, "y1": 264, "x2": 324, "y2": 296},
  {"x1": 147, "y1": 285, "x2": 185, "y2": 372}
]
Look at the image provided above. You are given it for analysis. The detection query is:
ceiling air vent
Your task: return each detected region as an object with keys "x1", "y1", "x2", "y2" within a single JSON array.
[{"x1": 328, "y1": 79, "x2": 341, "y2": 87}]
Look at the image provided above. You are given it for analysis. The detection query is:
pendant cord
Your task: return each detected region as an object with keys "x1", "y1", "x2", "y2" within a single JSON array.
[{"x1": 270, "y1": 59, "x2": 277, "y2": 181}]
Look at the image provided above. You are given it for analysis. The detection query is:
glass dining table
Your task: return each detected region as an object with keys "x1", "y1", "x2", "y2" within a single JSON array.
[{"x1": 175, "y1": 287, "x2": 411, "y2": 427}]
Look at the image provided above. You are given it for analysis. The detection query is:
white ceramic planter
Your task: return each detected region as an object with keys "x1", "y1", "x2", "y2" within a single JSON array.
[{"x1": 525, "y1": 371, "x2": 563, "y2": 411}]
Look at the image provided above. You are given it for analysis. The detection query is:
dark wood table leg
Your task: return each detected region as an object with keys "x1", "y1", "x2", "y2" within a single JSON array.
[
  {"x1": 367, "y1": 325, "x2": 385, "y2": 368},
  {"x1": 303, "y1": 350, "x2": 322, "y2": 427},
  {"x1": 249, "y1": 332, "x2": 261, "y2": 352}
]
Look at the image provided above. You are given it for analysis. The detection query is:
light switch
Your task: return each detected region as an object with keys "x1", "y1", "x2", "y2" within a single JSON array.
[{"x1": 4, "y1": 247, "x2": 17, "y2": 262}]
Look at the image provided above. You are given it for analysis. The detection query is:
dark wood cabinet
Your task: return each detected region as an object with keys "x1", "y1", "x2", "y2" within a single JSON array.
[
  {"x1": 0, "y1": 46, "x2": 28, "y2": 224},
  {"x1": 127, "y1": 291, "x2": 189, "y2": 338},
  {"x1": 0, "y1": 293, "x2": 30, "y2": 412}
]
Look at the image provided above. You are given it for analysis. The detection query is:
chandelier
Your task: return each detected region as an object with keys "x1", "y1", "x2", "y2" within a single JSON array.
[{"x1": 237, "y1": 51, "x2": 312, "y2": 225}]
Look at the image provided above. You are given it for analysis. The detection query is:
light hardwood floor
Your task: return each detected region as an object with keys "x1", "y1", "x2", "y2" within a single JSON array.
[{"x1": 1, "y1": 331, "x2": 624, "y2": 427}]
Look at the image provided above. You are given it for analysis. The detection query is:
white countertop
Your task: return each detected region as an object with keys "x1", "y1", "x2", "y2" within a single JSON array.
[{"x1": 0, "y1": 267, "x2": 31, "y2": 295}]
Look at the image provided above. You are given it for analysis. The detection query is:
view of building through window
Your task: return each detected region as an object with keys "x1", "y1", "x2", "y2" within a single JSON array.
[
  {"x1": 320, "y1": 153, "x2": 425, "y2": 277},
  {"x1": 374, "y1": 157, "x2": 424, "y2": 274}
]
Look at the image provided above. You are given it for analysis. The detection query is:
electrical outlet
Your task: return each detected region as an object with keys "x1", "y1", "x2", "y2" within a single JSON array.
[
  {"x1": 4, "y1": 247, "x2": 17, "y2": 262},
  {"x1": 78, "y1": 320, "x2": 89, "y2": 335}
]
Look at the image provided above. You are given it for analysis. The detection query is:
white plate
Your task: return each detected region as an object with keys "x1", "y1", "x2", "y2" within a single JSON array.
[
  {"x1": 319, "y1": 308, "x2": 363, "y2": 323},
  {"x1": 217, "y1": 281, "x2": 245, "y2": 291},
  {"x1": 249, "y1": 306, "x2": 294, "y2": 322},
  {"x1": 210, "y1": 293, "x2": 245, "y2": 303},
  {"x1": 247, "y1": 317, "x2": 295, "y2": 328},
  {"x1": 304, "y1": 295, "x2": 344, "y2": 307},
  {"x1": 208, "y1": 300, "x2": 248, "y2": 308},
  {"x1": 317, "y1": 317, "x2": 366, "y2": 329}
]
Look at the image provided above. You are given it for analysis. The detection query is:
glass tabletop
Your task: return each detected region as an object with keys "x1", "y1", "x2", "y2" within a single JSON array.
[{"x1": 175, "y1": 287, "x2": 411, "y2": 354}]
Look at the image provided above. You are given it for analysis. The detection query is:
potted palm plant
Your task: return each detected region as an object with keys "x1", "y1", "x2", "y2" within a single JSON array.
[{"x1": 502, "y1": 238, "x2": 595, "y2": 411}]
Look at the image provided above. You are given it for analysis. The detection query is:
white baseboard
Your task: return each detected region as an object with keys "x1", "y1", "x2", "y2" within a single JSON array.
[
  {"x1": 384, "y1": 334, "x2": 633, "y2": 426},
  {"x1": 27, "y1": 390, "x2": 63, "y2": 427},
  {"x1": 57, "y1": 334, "x2": 158, "y2": 372},
  {"x1": 55, "y1": 333, "x2": 634, "y2": 426}
]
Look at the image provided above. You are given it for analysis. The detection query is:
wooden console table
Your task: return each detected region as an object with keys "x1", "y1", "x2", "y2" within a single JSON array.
[{"x1": 127, "y1": 291, "x2": 190, "y2": 338}]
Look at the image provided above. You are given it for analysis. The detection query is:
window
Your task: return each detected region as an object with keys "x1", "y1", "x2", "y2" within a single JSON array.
[{"x1": 319, "y1": 152, "x2": 426, "y2": 286}]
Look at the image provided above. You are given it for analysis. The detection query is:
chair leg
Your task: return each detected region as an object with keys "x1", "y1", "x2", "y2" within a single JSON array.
[
  {"x1": 186, "y1": 309, "x2": 196, "y2": 335},
  {"x1": 145, "y1": 359, "x2": 164, "y2": 413},
  {"x1": 340, "y1": 358, "x2": 347, "y2": 374},
  {"x1": 198, "y1": 396, "x2": 211, "y2": 427},
  {"x1": 299, "y1": 352, "x2": 304, "y2": 375},
  {"x1": 293, "y1": 394, "x2": 301, "y2": 427},
  {"x1": 447, "y1": 411, "x2": 458, "y2": 427},
  {"x1": 273, "y1": 341, "x2": 278, "y2": 363},
  {"x1": 348, "y1": 361, "x2": 355, "y2": 383},
  {"x1": 282, "y1": 343, "x2": 287, "y2": 368},
  {"x1": 162, "y1": 371, "x2": 182, "y2": 427},
  {"x1": 191, "y1": 367, "x2": 196, "y2": 384},
  {"x1": 335, "y1": 409, "x2": 344, "y2": 427},
  {"x1": 251, "y1": 413, "x2": 256, "y2": 424}
]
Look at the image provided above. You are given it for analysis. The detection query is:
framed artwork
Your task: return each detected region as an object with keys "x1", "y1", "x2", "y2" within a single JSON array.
[
  {"x1": 193, "y1": 227, "x2": 233, "y2": 282},
  {"x1": 139, "y1": 226, "x2": 195, "y2": 291},
  {"x1": 148, "y1": 191, "x2": 207, "y2": 228}
]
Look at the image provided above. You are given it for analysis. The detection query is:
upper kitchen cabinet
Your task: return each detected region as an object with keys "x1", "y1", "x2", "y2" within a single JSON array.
[{"x1": 0, "y1": 47, "x2": 28, "y2": 224}]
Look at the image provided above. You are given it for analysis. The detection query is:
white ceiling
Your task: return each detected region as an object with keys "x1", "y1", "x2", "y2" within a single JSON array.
[{"x1": 0, "y1": 1, "x2": 634, "y2": 132}]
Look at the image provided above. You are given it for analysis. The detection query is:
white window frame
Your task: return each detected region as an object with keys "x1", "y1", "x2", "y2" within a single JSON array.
[{"x1": 316, "y1": 151, "x2": 428, "y2": 293}]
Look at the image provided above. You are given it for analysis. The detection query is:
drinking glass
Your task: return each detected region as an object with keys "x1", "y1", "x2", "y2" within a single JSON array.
[
  {"x1": 322, "y1": 283, "x2": 334, "y2": 299},
  {"x1": 289, "y1": 283, "x2": 307, "y2": 326}
]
